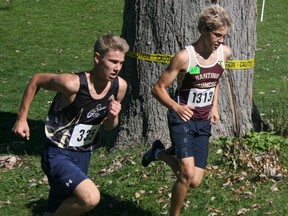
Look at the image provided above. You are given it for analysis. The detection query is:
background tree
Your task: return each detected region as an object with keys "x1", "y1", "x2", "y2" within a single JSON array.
[{"x1": 99, "y1": 0, "x2": 257, "y2": 149}]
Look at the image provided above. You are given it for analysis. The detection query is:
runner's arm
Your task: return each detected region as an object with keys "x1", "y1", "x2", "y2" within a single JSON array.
[
  {"x1": 12, "y1": 73, "x2": 79, "y2": 139},
  {"x1": 152, "y1": 49, "x2": 194, "y2": 121},
  {"x1": 102, "y1": 77, "x2": 127, "y2": 130}
]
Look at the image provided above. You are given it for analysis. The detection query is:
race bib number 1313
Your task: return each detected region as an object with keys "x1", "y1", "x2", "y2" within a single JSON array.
[{"x1": 187, "y1": 87, "x2": 215, "y2": 107}]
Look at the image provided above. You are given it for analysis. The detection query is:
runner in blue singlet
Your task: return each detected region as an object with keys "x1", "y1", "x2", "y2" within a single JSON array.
[{"x1": 12, "y1": 34, "x2": 129, "y2": 215}]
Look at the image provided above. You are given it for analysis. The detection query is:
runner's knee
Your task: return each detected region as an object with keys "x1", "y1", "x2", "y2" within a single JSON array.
[
  {"x1": 189, "y1": 178, "x2": 202, "y2": 188},
  {"x1": 178, "y1": 170, "x2": 195, "y2": 187},
  {"x1": 178, "y1": 169, "x2": 203, "y2": 188},
  {"x1": 81, "y1": 188, "x2": 100, "y2": 210}
]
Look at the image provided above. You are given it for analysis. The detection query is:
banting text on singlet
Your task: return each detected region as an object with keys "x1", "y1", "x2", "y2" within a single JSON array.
[{"x1": 175, "y1": 45, "x2": 225, "y2": 120}]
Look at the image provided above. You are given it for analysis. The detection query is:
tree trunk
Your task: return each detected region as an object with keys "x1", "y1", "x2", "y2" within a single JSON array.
[
  {"x1": 213, "y1": 1, "x2": 257, "y2": 137},
  {"x1": 99, "y1": 0, "x2": 257, "y2": 149}
]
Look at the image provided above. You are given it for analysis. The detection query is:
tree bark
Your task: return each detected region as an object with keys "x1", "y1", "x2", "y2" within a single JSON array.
[
  {"x1": 99, "y1": 0, "x2": 257, "y2": 149},
  {"x1": 214, "y1": 0, "x2": 257, "y2": 137}
]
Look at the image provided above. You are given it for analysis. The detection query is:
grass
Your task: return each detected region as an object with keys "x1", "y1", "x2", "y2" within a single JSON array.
[
  {"x1": 253, "y1": 0, "x2": 288, "y2": 134},
  {"x1": 1, "y1": 145, "x2": 287, "y2": 215},
  {"x1": 0, "y1": 0, "x2": 287, "y2": 215}
]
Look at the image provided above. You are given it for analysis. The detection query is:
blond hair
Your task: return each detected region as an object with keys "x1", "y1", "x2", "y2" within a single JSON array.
[
  {"x1": 197, "y1": 4, "x2": 231, "y2": 32},
  {"x1": 94, "y1": 34, "x2": 129, "y2": 55}
]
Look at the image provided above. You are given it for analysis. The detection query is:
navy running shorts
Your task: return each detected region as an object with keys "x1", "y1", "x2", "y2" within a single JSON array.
[
  {"x1": 167, "y1": 109, "x2": 211, "y2": 169},
  {"x1": 41, "y1": 142, "x2": 91, "y2": 213}
]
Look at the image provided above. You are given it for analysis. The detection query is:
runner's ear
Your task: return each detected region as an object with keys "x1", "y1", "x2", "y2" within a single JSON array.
[{"x1": 94, "y1": 52, "x2": 101, "y2": 63}]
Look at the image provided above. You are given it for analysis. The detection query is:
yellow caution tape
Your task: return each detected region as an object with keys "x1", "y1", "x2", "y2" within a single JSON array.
[
  {"x1": 126, "y1": 52, "x2": 254, "y2": 70},
  {"x1": 225, "y1": 59, "x2": 254, "y2": 69},
  {"x1": 126, "y1": 52, "x2": 173, "y2": 64}
]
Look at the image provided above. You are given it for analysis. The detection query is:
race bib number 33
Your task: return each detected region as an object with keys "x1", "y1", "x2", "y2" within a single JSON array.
[
  {"x1": 187, "y1": 87, "x2": 215, "y2": 107},
  {"x1": 69, "y1": 124, "x2": 100, "y2": 147}
]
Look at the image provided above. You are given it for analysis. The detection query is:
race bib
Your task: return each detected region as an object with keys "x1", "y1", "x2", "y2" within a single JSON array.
[
  {"x1": 187, "y1": 87, "x2": 215, "y2": 107},
  {"x1": 69, "y1": 124, "x2": 101, "y2": 147}
]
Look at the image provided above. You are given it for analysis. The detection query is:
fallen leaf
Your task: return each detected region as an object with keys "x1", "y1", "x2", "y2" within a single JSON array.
[
  {"x1": 270, "y1": 185, "x2": 279, "y2": 192},
  {"x1": 135, "y1": 192, "x2": 140, "y2": 199},
  {"x1": 237, "y1": 208, "x2": 250, "y2": 215}
]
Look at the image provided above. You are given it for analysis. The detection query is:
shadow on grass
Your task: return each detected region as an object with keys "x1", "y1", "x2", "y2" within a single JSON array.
[
  {"x1": 0, "y1": 112, "x2": 118, "y2": 155},
  {"x1": 0, "y1": 112, "x2": 46, "y2": 156},
  {"x1": 26, "y1": 192, "x2": 154, "y2": 216}
]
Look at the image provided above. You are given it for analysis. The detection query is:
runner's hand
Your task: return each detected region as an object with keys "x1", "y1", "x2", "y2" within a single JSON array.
[
  {"x1": 175, "y1": 105, "x2": 194, "y2": 122},
  {"x1": 12, "y1": 119, "x2": 30, "y2": 140},
  {"x1": 210, "y1": 107, "x2": 220, "y2": 125},
  {"x1": 107, "y1": 98, "x2": 121, "y2": 118}
]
